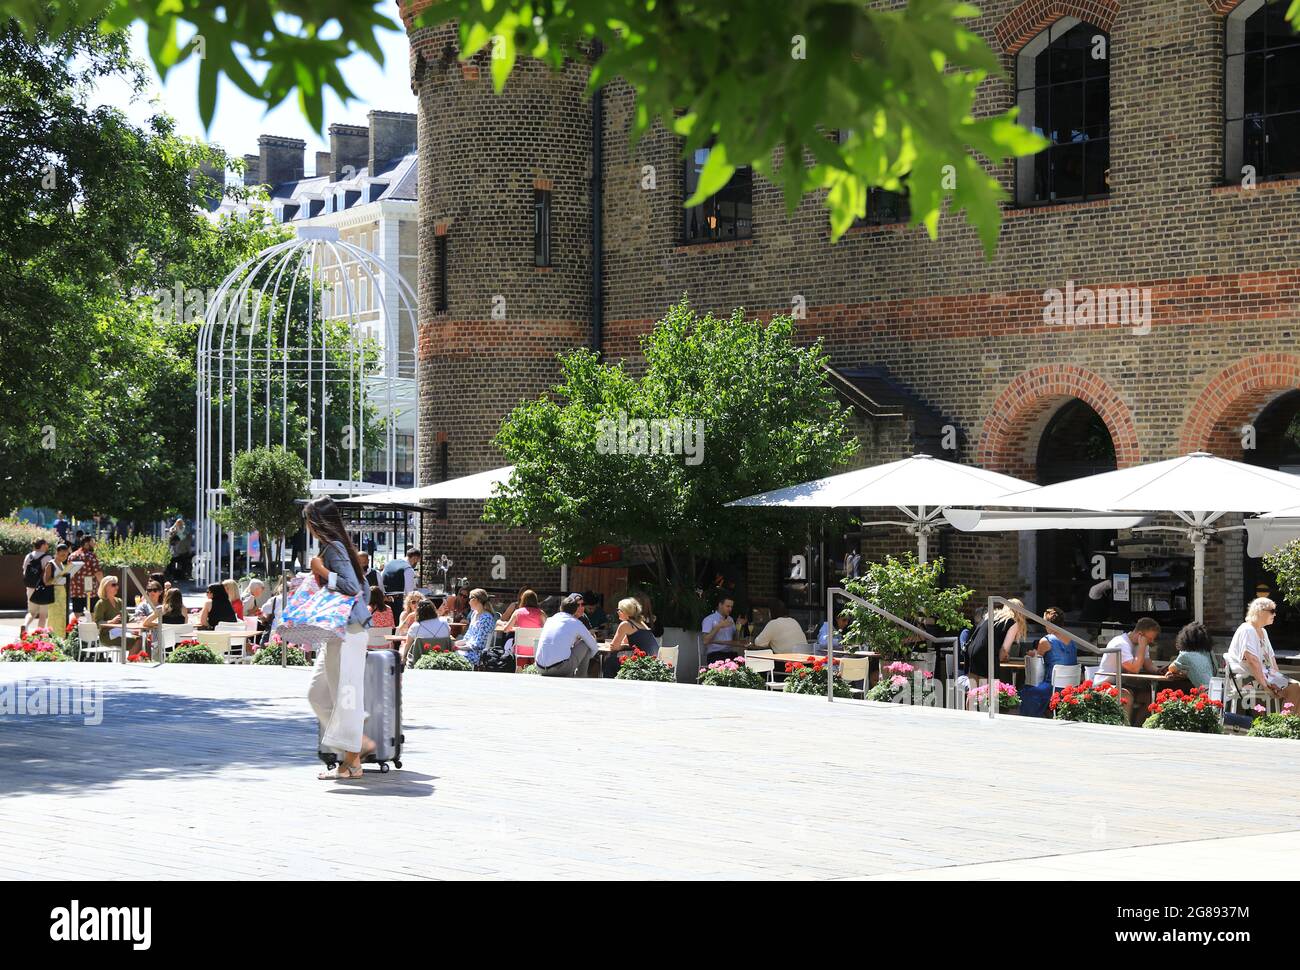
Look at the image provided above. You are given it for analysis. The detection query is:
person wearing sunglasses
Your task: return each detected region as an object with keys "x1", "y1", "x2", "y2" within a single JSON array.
[{"x1": 1227, "y1": 597, "x2": 1300, "y2": 709}]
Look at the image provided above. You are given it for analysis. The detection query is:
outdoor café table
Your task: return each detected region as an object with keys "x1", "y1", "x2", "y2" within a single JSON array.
[{"x1": 99, "y1": 621, "x2": 148, "y2": 662}]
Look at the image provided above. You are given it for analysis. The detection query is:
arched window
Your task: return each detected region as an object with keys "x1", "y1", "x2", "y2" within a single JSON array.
[
  {"x1": 1226, "y1": 0, "x2": 1300, "y2": 183},
  {"x1": 1015, "y1": 19, "x2": 1110, "y2": 205}
]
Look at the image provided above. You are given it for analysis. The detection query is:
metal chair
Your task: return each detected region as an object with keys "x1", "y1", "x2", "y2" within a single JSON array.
[
  {"x1": 839, "y1": 656, "x2": 870, "y2": 698},
  {"x1": 155, "y1": 623, "x2": 196, "y2": 662},
  {"x1": 657, "y1": 645, "x2": 679, "y2": 671},
  {"x1": 743, "y1": 649, "x2": 779, "y2": 689},
  {"x1": 215, "y1": 621, "x2": 251, "y2": 663},
  {"x1": 195, "y1": 631, "x2": 233, "y2": 663},
  {"x1": 1223, "y1": 657, "x2": 1276, "y2": 714},
  {"x1": 365, "y1": 625, "x2": 394, "y2": 648},
  {"x1": 77, "y1": 620, "x2": 123, "y2": 663},
  {"x1": 512, "y1": 627, "x2": 541, "y2": 671}
]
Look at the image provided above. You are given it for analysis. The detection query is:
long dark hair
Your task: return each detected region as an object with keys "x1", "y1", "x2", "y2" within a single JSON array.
[
  {"x1": 207, "y1": 583, "x2": 237, "y2": 627},
  {"x1": 303, "y1": 496, "x2": 366, "y2": 592}
]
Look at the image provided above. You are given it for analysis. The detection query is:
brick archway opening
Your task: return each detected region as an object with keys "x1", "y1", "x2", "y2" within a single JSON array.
[
  {"x1": 977, "y1": 365, "x2": 1140, "y2": 480},
  {"x1": 995, "y1": 0, "x2": 1121, "y2": 54},
  {"x1": 1179, "y1": 354, "x2": 1300, "y2": 458}
]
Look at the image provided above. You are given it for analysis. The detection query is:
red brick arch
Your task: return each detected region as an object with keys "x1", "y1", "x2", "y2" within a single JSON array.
[
  {"x1": 995, "y1": 0, "x2": 1121, "y2": 54},
  {"x1": 977, "y1": 365, "x2": 1141, "y2": 479},
  {"x1": 1179, "y1": 354, "x2": 1300, "y2": 457},
  {"x1": 1206, "y1": 0, "x2": 1248, "y2": 15}
]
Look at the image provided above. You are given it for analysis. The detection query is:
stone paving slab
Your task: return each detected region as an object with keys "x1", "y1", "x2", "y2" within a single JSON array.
[{"x1": 2, "y1": 662, "x2": 1299, "y2": 880}]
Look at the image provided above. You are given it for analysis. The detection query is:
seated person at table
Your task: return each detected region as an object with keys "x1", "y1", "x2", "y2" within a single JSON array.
[
  {"x1": 402, "y1": 601, "x2": 450, "y2": 666},
  {"x1": 368, "y1": 586, "x2": 395, "y2": 628},
  {"x1": 135, "y1": 581, "x2": 165, "y2": 629},
  {"x1": 1094, "y1": 616, "x2": 1160, "y2": 717},
  {"x1": 964, "y1": 599, "x2": 1028, "y2": 695},
  {"x1": 702, "y1": 594, "x2": 743, "y2": 662},
  {"x1": 93, "y1": 576, "x2": 128, "y2": 646},
  {"x1": 753, "y1": 600, "x2": 808, "y2": 652},
  {"x1": 1166, "y1": 621, "x2": 1215, "y2": 690},
  {"x1": 503, "y1": 589, "x2": 545, "y2": 632},
  {"x1": 199, "y1": 582, "x2": 239, "y2": 630},
  {"x1": 453, "y1": 588, "x2": 495, "y2": 666},
  {"x1": 1017, "y1": 607, "x2": 1078, "y2": 718},
  {"x1": 1227, "y1": 597, "x2": 1300, "y2": 710},
  {"x1": 601, "y1": 596, "x2": 660, "y2": 677},
  {"x1": 241, "y1": 579, "x2": 267, "y2": 618},
  {"x1": 396, "y1": 592, "x2": 424, "y2": 635},
  {"x1": 439, "y1": 585, "x2": 470, "y2": 622},
  {"x1": 816, "y1": 612, "x2": 851, "y2": 655},
  {"x1": 535, "y1": 593, "x2": 600, "y2": 677},
  {"x1": 223, "y1": 579, "x2": 245, "y2": 621},
  {"x1": 159, "y1": 588, "x2": 189, "y2": 625},
  {"x1": 583, "y1": 591, "x2": 608, "y2": 632}
]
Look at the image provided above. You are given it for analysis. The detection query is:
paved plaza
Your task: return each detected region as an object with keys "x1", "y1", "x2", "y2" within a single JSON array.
[{"x1": 3, "y1": 657, "x2": 1300, "y2": 881}]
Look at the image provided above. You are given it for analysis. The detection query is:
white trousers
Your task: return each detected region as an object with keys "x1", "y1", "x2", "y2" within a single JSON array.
[{"x1": 308, "y1": 629, "x2": 369, "y2": 755}]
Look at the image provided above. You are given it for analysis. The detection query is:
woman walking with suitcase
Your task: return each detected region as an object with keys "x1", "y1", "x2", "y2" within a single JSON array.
[{"x1": 302, "y1": 497, "x2": 375, "y2": 780}]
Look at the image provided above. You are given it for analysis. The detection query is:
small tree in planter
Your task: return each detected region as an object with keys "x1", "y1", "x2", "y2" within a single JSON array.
[
  {"x1": 865, "y1": 660, "x2": 937, "y2": 705},
  {"x1": 783, "y1": 656, "x2": 852, "y2": 698},
  {"x1": 1142, "y1": 686, "x2": 1224, "y2": 733},
  {"x1": 1050, "y1": 681, "x2": 1126, "y2": 725},
  {"x1": 698, "y1": 656, "x2": 767, "y2": 690},
  {"x1": 615, "y1": 647, "x2": 675, "y2": 682},
  {"x1": 1248, "y1": 703, "x2": 1300, "y2": 739},
  {"x1": 212, "y1": 446, "x2": 310, "y2": 578},
  {"x1": 841, "y1": 554, "x2": 972, "y2": 662}
]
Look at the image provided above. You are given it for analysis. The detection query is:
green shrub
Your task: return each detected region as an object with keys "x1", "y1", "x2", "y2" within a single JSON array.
[
  {"x1": 97, "y1": 536, "x2": 170, "y2": 569},
  {"x1": 697, "y1": 656, "x2": 767, "y2": 689},
  {"x1": 782, "y1": 656, "x2": 852, "y2": 698},
  {"x1": 842, "y1": 554, "x2": 973, "y2": 662},
  {"x1": 1248, "y1": 712, "x2": 1300, "y2": 740},
  {"x1": 614, "y1": 648, "x2": 675, "y2": 682},
  {"x1": 522, "y1": 664, "x2": 539, "y2": 675},
  {"x1": 0, "y1": 519, "x2": 58, "y2": 556},
  {"x1": 252, "y1": 639, "x2": 309, "y2": 666},
  {"x1": 1142, "y1": 686, "x2": 1223, "y2": 734},
  {"x1": 414, "y1": 649, "x2": 473, "y2": 671},
  {"x1": 167, "y1": 641, "x2": 223, "y2": 664}
]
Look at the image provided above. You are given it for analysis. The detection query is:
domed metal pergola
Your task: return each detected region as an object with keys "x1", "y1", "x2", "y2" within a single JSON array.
[{"x1": 194, "y1": 226, "x2": 419, "y2": 585}]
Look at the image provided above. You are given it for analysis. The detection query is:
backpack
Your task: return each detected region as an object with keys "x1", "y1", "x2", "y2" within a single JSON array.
[
  {"x1": 475, "y1": 644, "x2": 513, "y2": 673},
  {"x1": 24, "y1": 554, "x2": 47, "y2": 588}
]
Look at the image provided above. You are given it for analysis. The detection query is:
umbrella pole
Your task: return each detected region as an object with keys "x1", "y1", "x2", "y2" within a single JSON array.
[
  {"x1": 987, "y1": 596, "x2": 996, "y2": 720},
  {"x1": 1192, "y1": 531, "x2": 1206, "y2": 624},
  {"x1": 826, "y1": 587, "x2": 835, "y2": 703},
  {"x1": 917, "y1": 504, "x2": 928, "y2": 565}
]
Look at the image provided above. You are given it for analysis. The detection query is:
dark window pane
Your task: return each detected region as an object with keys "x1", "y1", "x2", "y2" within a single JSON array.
[
  {"x1": 1050, "y1": 82, "x2": 1085, "y2": 143},
  {"x1": 1245, "y1": 52, "x2": 1269, "y2": 116},
  {"x1": 1268, "y1": 45, "x2": 1300, "y2": 115},
  {"x1": 1085, "y1": 78, "x2": 1109, "y2": 139},
  {"x1": 1049, "y1": 24, "x2": 1088, "y2": 83},
  {"x1": 1032, "y1": 45, "x2": 1052, "y2": 88},
  {"x1": 1269, "y1": 3, "x2": 1299, "y2": 47},
  {"x1": 1267, "y1": 111, "x2": 1300, "y2": 176},
  {"x1": 1051, "y1": 143, "x2": 1085, "y2": 200},
  {"x1": 1246, "y1": 5, "x2": 1268, "y2": 52},
  {"x1": 1084, "y1": 138, "x2": 1109, "y2": 197},
  {"x1": 1034, "y1": 149, "x2": 1052, "y2": 201},
  {"x1": 1244, "y1": 115, "x2": 1268, "y2": 173}
]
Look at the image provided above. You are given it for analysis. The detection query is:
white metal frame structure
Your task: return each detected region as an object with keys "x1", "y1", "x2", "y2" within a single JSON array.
[{"x1": 195, "y1": 226, "x2": 419, "y2": 585}]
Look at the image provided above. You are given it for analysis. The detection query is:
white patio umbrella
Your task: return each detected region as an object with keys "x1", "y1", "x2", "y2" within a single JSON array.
[
  {"x1": 339, "y1": 465, "x2": 516, "y2": 507},
  {"x1": 726, "y1": 453, "x2": 1034, "y2": 563},
  {"x1": 981, "y1": 452, "x2": 1300, "y2": 622},
  {"x1": 1245, "y1": 503, "x2": 1300, "y2": 558}
]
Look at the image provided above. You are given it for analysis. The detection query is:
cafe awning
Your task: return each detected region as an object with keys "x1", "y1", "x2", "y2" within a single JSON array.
[{"x1": 338, "y1": 465, "x2": 516, "y2": 509}]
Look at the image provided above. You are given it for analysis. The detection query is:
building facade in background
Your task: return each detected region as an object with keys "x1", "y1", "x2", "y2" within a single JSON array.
[{"x1": 403, "y1": 0, "x2": 1300, "y2": 637}]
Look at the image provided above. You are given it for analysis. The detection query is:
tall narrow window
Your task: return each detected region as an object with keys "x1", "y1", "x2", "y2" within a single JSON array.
[
  {"x1": 533, "y1": 188, "x2": 552, "y2": 266},
  {"x1": 434, "y1": 234, "x2": 448, "y2": 312},
  {"x1": 1227, "y1": 0, "x2": 1300, "y2": 183},
  {"x1": 1015, "y1": 19, "x2": 1110, "y2": 205},
  {"x1": 683, "y1": 144, "x2": 753, "y2": 243}
]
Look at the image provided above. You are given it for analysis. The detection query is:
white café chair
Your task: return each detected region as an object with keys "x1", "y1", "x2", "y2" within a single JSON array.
[
  {"x1": 511, "y1": 627, "x2": 541, "y2": 670},
  {"x1": 155, "y1": 623, "x2": 196, "y2": 662},
  {"x1": 839, "y1": 656, "x2": 870, "y2": 698},
  {"x1": 1223, "y1": 657, "x2": 1277, "y2": 715},
  {"x1": 366, "y1": 625, "x2": 394, "y2": 648},
  {"x1": 656, "y1": 645, "x2": 679, "y2": 672},
  {"x1": 214, "y1": 622, "x2": 251, "y2": 663},
  {"x1": 195, "y1": 631, "x2": 235, "y2": 663},
  {"x1": 743, "y1": 649, "x2": 779, "y2": 689},
  {"x1": 77, "y1": 620, "x2": 123, "y2": 663}
]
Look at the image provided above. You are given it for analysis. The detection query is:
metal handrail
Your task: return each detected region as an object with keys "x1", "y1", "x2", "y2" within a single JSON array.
[
  {"x1": 824, "y1": 587, "x2": 959, "y2": 702},
  {"x1": 984, "y1": 597, "x2": 1124, "y2": 720}
]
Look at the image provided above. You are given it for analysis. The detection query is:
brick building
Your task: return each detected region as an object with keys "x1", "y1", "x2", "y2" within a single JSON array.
[{"x1": 403, "y1": 0, "x2": 1300, "y2": 638}]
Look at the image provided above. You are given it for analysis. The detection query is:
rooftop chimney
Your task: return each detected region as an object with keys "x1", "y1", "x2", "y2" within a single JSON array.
[
  {"x1": 242, "y1": 153, "x2": 261, "y2": 187},
  {"x1": 328, "y1": 123, "x2": 369, "y2": 182},
  {"x1": 368, "y1": 110, "x2": 417, "y2": 174},
  {"x1": 315, "y1": 151, "x2": 332, "y2": 179},
  {"x1": 258, "y1": 134, "x2": 306, "y2": 188}
]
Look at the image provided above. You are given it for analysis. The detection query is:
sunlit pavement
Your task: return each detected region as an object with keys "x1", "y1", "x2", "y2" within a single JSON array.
[{"x1": 2, "y1": 662, "x2": 1298, "y2": 880}]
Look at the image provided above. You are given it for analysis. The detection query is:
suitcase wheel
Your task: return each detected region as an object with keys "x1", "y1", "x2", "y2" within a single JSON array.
[
  {"x1": 393, "y1": 760, "x2": 402, "y2": 769},
  {"x1": 379, "y1": 762, "x2": 390, "y2": 774}
]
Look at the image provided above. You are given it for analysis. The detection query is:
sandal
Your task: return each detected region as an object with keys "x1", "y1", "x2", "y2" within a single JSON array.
[{"x1": 317, "y1": 762, "x2": 363, "y2": 780}]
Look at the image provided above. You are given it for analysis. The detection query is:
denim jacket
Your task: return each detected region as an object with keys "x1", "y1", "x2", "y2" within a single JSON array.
[{"x1": 322, "y1": 540, "x2": 371, "y2": 629}]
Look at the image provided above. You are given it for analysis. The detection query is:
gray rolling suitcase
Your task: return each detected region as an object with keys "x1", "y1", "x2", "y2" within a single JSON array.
[{"x1": 318, "y1": 646, "x2": 404, "y2": 773}]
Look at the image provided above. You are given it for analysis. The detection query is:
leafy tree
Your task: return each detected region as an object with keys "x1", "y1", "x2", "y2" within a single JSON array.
[
  {"x1": 1264, "y1": 539, "x2": 1300, "y2": 609},
  {"x1": 485, "y1": 298, "x2": 860, "y2": 613},
  {"x1": 841, "y1": 553, "x2": 972, "y2": 661},
  {"x1": 211, "y1": 446, "x2": 310, "y2": 575}
]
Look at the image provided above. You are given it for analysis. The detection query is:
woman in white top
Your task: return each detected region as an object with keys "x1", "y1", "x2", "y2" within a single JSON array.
[{"x1": 1227, "y1": 597, "x2": 1300, "y2": 709}]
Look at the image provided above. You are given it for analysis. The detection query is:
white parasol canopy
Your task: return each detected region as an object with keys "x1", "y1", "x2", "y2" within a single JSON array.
[
  {"x1": 1245, "y1": 503, "x2": 1300, "y2": 558},
  {"x1": 982, "y1": 452, "x2": 1300, "y2": 621},
  {"x1": 726, "y1": 454, "x2": 1034, "y2": 563},
  {"x1": 339, "y1": 465, "x2": 516, "y2": 508}
]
